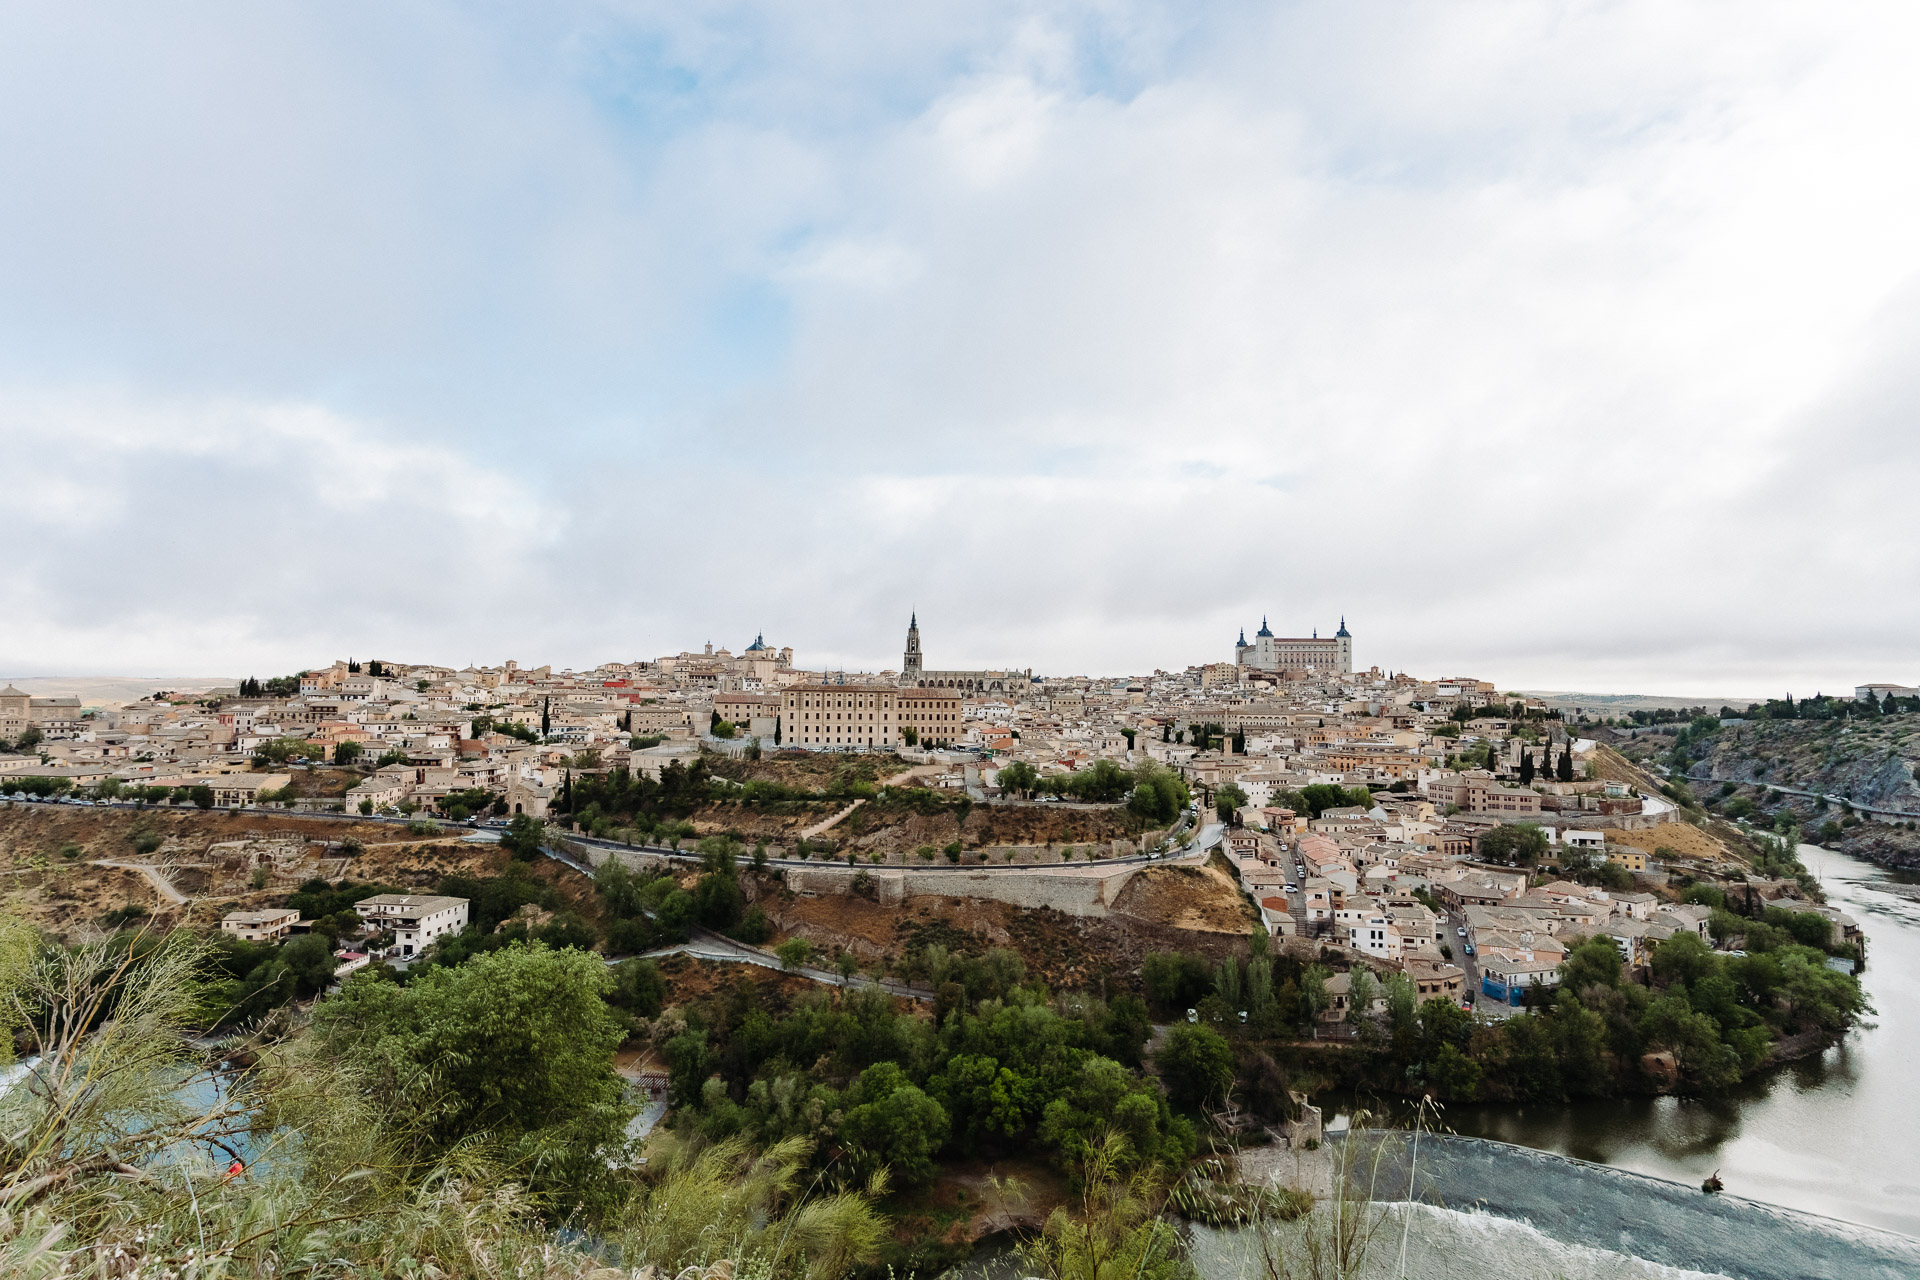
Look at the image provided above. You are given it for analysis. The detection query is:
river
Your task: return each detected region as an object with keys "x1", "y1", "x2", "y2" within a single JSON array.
[
  {"x1": 1434, "y1": 842, "x2": 1920, "y2": 1237},
  {"x1": 952, "y1": 840, "x2": 1920, "y2": 1278}
]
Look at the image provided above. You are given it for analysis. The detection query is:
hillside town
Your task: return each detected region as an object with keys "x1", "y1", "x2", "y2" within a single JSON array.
[{"x1": 1, "y1": 615, "x2": 1866, "y2": 1018}]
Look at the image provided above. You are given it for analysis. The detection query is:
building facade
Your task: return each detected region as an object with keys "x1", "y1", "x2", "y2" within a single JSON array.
[
  {"x1": 780, "y1": 682, "x2": 900, "y2": 751},
  {"x1": 354, "y1": 893, "x2": 470, "y2": 958},
  {"x1": 1233, "y1": 618, "x2": 1353, "y2": 675},
  {"x1": 221, "y1": 909, "x2": 300, "y2": 942},
  {"x1": 897, "y1": 688, "x2": 964, "y2": 748},
  {"x1": 899, "y1": 615, "x2": 1030, "y2": 696}
]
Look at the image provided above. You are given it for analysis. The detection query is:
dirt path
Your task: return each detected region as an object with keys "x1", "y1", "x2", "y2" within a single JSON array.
[
  {"x1": 91, "y1": 859, "x2": 189, "y2": 905},
  {"x1": 800, "y1": 799, "x2": 865, "y2": 838},
  {"x1": 798, "y1": 765, "x2": 940, "y2": 839}
]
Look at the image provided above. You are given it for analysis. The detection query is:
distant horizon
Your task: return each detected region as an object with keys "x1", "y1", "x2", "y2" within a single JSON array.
[{"x1": 0, "y1": 669, "x2": 1870, "y2": 711}]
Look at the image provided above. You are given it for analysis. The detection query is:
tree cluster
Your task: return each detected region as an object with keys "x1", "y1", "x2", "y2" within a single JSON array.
[{"x1": 667, "y1": 949, "x2": 1191, "y2": 1190}]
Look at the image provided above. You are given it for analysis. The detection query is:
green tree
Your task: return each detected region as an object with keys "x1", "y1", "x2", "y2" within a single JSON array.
[
  {"x1": 188, "y1": 784, "x2": 215, "y2": 810},
  {"x1": 1215, "y1": 782, "x2": 1249, "y2": 823},
  {"x1": 1478, "y1": 822, "x2": 1549, "y2": 866},
  {"x1": 280, "y1": 932, "x2": 338, "y2": 996},
  {"x1": 776, "y1": 937, "x2": 813, "y2": 970},
  {"x1": 1127, "y1": 763, "x2": 1189, "y2": 823},
  {"x1": 333, "y1": 739, "x2": 364, "y2": 765},
  {"x1": 595, "y1": 857, "x2": 647, "y2": 918},
  {"x1": 1560, "y1": 937, "x2": 1625, "y2": 994},
  {"x1": 693, "y1": 871, "x2": 745, "y2": 929},
  {"x1": 313, "y1": 943, "x2": 629, "y2": 1196},
  {"x1": 607, "y1": 956, "x2": 666, "y2": 1017},
  {"x1": 998, "y1": 761, "x2": 1041, "y2": 798},
  {"x1": 1346, "y1": 966, "x2": 1379, "y2": 1025},
  {"x1": 1383, "y1": 972, "x2": 1418, "y2": 1043},
  {"x1": 500, "y1": 813, "x2": 547, "y2": 861},
  {"x1": 1427, "y1": 1042, "x2": 1483, "y2": 1100},
  {"x1": 1155, "y1": 1024, "x2": 1234, "y2": 1111},
  {"x1": 841, "y1": 1062, "x2": 951, "y2": 1187}
]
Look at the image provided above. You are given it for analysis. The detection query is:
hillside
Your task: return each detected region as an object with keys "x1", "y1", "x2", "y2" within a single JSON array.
[
  {"x1": 1610, "y1": 713, "x2": 1920, "y2": 869},
  {"x1": 1682, "y1": 714, "x2": 1920, "y2": 813},
  {"x1": 0, "y1": 803, "x2": 591, "y2": 941}
]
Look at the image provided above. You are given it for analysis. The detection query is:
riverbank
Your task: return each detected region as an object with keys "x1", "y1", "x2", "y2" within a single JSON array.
[{"x1": 1427, "y1": 843, "x2": 1920, "y2": 1236}]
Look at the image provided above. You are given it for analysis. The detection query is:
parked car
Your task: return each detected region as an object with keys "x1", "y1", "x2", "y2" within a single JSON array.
[{"x1": 1456, "y1": 926, "x2": 1467, "y2": 937}]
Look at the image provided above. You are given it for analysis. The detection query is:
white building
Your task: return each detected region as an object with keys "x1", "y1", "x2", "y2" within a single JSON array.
[
  {"x1": 354, "y1": 893, "x2": 469, "y2": 958},
  {"x1": 221, "y1": 908, "x2": 300, "y2": 942}
]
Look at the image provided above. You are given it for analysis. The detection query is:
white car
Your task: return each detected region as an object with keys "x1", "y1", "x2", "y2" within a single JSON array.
[{"x1": 1456, "y1": 926, "x2": 1468, "y2": 937}]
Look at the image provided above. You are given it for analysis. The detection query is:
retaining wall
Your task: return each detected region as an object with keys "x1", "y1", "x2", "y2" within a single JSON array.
[{"x1": 783, "y1": 863, "x2": 1143, "y2": 917}]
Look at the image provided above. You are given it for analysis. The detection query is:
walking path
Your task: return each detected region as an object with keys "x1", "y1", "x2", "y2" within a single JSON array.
[
  {"x1": 90, "y1": 859, "x2": 190, "y2": 905},
  {"x1": 1693, "y1": 772, "x2": 1920, "y2": 820},
  {"x1": 795, "y1": 765, "x2": 944, "y2": 839},
  {"x1": 799, "y1": 800, "x2": 865, "y2": 839}
]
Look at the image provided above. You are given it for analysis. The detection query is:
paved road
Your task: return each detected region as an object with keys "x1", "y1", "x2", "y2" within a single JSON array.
[
  {"x1": 1443, "y1": 907, "x2": 1479, "y2": 999},
  {"x1": 1686, "y1": 771, "x2": 1920, "y2": 821}
]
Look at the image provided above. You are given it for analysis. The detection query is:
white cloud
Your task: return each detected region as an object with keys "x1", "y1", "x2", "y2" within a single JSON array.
[
  {"x1": 2, "y1": 2, "x2": 1918, "y2": 694},
  {"x1": 0, "y1": 390, "x2": 563, "y2": 674}
]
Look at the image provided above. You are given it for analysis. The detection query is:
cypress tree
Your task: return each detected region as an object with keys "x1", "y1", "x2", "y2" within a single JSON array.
[
  {"x1": 1558, "y1": 744, "x2": 1574, "y2": 782},
  {"x1": 1520, "y1": 749, "x2": 1534, "y2": 785}
]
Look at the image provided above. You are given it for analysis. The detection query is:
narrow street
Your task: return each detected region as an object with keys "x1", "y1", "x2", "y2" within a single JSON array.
[{"x1": 1443, "y1": 907, "x2": 1480, "y2": 1002}]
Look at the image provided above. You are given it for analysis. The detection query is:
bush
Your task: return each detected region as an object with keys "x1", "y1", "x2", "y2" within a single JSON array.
[
  {"x1": 1156, "y1": 1024, "x2": 1235, "y2": 1111},
  {"x1": 730, "y1": 905, "x2": 773, "y2": 945}
]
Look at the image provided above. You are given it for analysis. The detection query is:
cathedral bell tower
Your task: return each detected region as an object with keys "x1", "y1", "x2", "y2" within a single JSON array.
[{"x1": 903, "y1": 613, "x2": 923, "y2": 679}]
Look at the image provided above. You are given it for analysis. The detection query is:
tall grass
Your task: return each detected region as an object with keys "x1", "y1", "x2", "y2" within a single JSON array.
[{"x1": 0, "y1": 917, "x2": 888, "y2": 1279}]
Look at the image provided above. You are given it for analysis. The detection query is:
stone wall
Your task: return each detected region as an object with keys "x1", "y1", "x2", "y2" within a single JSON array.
[
  {"x1": 783, "y1": 863, "x2": 1143, "y2": 917},
  {"x1": 563, "y1": 838, "x2": 1171, "y2": 919}
]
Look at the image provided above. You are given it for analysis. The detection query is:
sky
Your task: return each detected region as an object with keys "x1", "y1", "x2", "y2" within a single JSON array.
[{"x1": 1, "y1": 1, "x2": 1917, "y2": 697}]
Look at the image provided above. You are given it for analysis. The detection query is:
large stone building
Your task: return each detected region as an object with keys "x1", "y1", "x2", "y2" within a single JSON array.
[
  {"x1": 780, "y1": 682, "x2": 900, "y2": 751},
  {"x1": 899, "y1": 615, "x2": 1030, "y2": 695},
  {"x1": 0, "y1": 685, "x2": 82, "y2": 741},
  {"x1": 1233, "y1": 617, "x2": 1353, "y2": 675},
  {"x1": 898, "y1": 687, "x2": 963, "y2": 748}
]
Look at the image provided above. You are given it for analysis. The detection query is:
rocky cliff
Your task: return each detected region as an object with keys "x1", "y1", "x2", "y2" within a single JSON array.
[{"x1": 1677, "y1": 714, "x2": 1920, "y2": 816}]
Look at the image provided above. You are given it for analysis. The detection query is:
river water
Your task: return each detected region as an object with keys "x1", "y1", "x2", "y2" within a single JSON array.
[
  {"x1": 956, "y1": 840, "x2": 1920, "y2": 1278},
  {"x1": 1436, "y1": 842, "x2": 1920, "y2": 1238}
]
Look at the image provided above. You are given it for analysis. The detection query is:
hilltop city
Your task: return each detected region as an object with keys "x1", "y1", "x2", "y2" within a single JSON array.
[
  {"x1": 0, "y1": 611, "x2": 1888, "y2": 1274},
  {"x1": 2, "y1": 614, "x2": 1875, "y2": 1014}
]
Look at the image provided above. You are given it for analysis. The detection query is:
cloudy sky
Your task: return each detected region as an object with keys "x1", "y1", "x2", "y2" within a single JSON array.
[{"x1": 2, "y1": 1, "x2": 1916, "y2": 696}]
